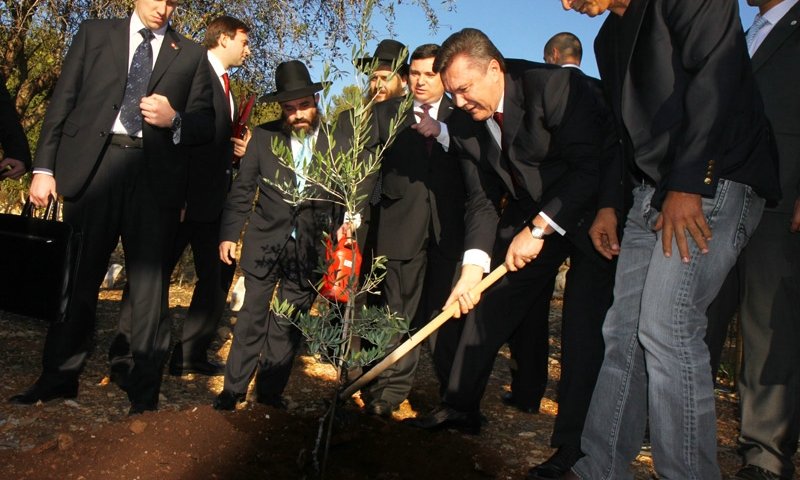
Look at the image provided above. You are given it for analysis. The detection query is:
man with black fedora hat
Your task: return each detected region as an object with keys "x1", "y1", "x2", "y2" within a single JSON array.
[
  {"x1": 356, "y1": 39, "x2": 409, "y2": 104},
  {"x1": 214, "y1": 59, "x2": 342, "y2": 410}
]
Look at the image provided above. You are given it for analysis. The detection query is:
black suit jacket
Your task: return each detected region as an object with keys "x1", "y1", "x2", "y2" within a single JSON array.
[
  {"x1": 449, "y1": 59, "x2": 611, "y2": 257},
  {"x1": 594, "y1": 0, "x2": 781, "y2": 210},
  {"x1": 220, "y1": 121, "x2": 338, "y2": 277},
  {"x1": 373, "y1": 95, "x2": 466, "y2": 261},
  {"x1": 184, "y1": 57, "x2": 235, "y2": 222},
  {"x1": 33, "y1": 18, "x2": 214, "y2": 207},
  {"x1": 0, "y1": 74, "x2": 31, "y2": 169},
  {"x1": 750, "y1": 1, "x2": 800, "y2": 213}
]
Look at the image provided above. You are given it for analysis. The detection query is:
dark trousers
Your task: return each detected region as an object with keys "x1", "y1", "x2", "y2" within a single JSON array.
[
  {"x1": 363, "y1": 240, "x2": 462, "y2": 406},
  {"x1": 507, "y1": 276, "x2": 554, "y2": 408},
  {"x1": 223, "y1": 239, "x2": 318, "y2": 400},
  {"x1": 109, "y1": 217, "x2": 236, "y2": 370},
  {"x1": 706, "y1": 211, "x2": 800, "y2": 478},
  {"x1": 39, "y1": 143, "x2": 178, "y2": 408},
  {"x1": 444, "y1": 232, "x2": 573, "y2": 412},
  {"x1": 551, "y1": 249, "x2": 614, "y2": 448},
  {"x1": 170, "y1": 218, "x2": 236, "y2": 363}
]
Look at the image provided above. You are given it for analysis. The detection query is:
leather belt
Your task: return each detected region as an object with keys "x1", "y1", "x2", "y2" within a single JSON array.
[{"x1": 109, "y1": 134, "x2": 143, "y2": 149}]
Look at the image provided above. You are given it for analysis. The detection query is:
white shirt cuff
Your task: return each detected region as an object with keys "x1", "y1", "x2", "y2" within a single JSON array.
[
  {"x1": 463, "y1": 249, "x2": 491, "y2": 273},
  {"x1": 436, "y1": 122, "x2": 450, "y2": 152},
  {"x1": 539, "y1": 211, "x2": 565, "y2": 236},
  {"x1": 32, "y1": 169, "x2": 54, "y2": 176}
]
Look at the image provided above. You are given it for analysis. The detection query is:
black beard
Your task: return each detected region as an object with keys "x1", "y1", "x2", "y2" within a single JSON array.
[{"x1": 281, "y1": 108, "x2": 321, "y2": 136}]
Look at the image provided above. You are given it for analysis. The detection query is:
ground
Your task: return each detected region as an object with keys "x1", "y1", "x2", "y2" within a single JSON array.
[{"x1": 0, "y1": 279, "x2": 795, "y2": 480}]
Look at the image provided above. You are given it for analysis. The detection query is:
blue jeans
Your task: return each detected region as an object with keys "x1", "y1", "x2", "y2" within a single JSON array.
[{"x1": 572, "y1": 180, "x2": 764, "y2": 480}]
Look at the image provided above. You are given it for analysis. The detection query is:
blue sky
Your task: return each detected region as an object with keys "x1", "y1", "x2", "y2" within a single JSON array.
[{"x1": 315, "y1": 0, "x2": 758, "y2": 95}]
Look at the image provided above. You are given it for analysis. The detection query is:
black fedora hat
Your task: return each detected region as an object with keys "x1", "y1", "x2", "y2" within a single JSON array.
[
  {"x1": 355, "y1": 39, "x2": 409, "y2": 74},
  {"x1": 261, "y1": 60, "x2": 330, "y2": 103}
]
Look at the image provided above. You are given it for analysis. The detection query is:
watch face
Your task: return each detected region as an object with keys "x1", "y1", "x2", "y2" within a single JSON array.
[{"x1": 531, "y1": 226, "x2": 545, "y2": 239}]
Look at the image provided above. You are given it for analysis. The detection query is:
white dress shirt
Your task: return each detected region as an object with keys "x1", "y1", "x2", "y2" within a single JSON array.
[
  {"x1": 207, "y1": 51, "x2": 234, "y2": 121},
  {"x1": 110, "y1": 13, "x2": 168, "y2": 137}
]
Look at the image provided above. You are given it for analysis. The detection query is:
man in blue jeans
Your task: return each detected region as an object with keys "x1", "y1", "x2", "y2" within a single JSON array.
[{"x1": 560, "y1": 1, "x2": 781, "y2": 479}]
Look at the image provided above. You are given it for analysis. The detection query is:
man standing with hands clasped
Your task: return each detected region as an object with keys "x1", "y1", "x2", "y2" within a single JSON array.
[
  {"x1": 9, "y1": 0, "x2": 214, "y2": 415},
  {"x1": 561, "y1": 0, "x2": 781, "y2": 478}
]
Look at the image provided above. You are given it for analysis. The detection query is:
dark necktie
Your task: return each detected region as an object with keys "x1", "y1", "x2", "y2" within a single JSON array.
[
  {"x1": 421, "y1": 103, "x2": 435, "y2": 155},
  {"x1": 491, "y1": 111, "x2": 522, "y2": 189},
  {"x1": 119, "y1": 28, "x2": 155, "y2": 133}
]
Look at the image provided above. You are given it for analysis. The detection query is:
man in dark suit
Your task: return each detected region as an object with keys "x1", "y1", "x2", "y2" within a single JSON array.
[
  {"x1": 510, "y1": 32, "x2": 617, "y2": 480},
  {"x1": 108, "y1": 15, "x2": 252, "y2": 381},
  {"x1": 706, "y1": 1, "x2": 800, "y2": 479},
  {"x1": 0, "y1": 73, "x2": 30, "y2": 179},
  {"x1": 405, "y1": 29, "x2": 613, "y2": 441},
  {"x1": 166, "y1": 15, "x2": 250, "y2": 376},
  {"x1": 213, "y1": 60, "x2": 341, "y2": 411},
  {"x1": 359, "y1": 43, "x2": 467, "y2": 417},
  {"x1": 9, "y1": 0, "x2": 214, "y2": 414},
  {"x1": 562, "y1": 1, "x2": 781, "y2": 478}
]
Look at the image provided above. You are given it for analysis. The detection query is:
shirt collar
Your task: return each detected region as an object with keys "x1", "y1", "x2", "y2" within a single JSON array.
[
  {"x1": 495, "y1": 92, "x2": 505, "y2": 115},
  {"x1": 206, "y1": 51, "x2": 228, "y2": 78},
  {"x1": 762, "y1": 0, "x2": 799, "y2": 25},
  {"x1": 131, "y1": 12, "x2": 169, "y2": 39},
  {"x1": 413, "y1": 96, "x2": 443, "y2": 116}
]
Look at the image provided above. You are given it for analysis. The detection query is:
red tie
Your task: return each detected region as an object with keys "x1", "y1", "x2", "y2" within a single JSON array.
[
  {"x1": 222, "y1": 72, "x2": 231, "y2": 99},
  {"x1": 492, "y1": 111, "x2": 504, "y2": 129},
  {"x1": 421, "y1": 103, "x2": 435, "y2": 155}
]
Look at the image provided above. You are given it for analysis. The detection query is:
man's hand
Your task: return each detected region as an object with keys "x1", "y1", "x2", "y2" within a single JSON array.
[
  {"x1": 29, "y1": 173, "x2": 57, "y2": 207},
  {"x1": 589, "y1": 207, "x2": 620, "y2": 260},
  {"x1": 505, "y1": 226, "x2": 546, "y2": 272},
  {"x1": 219, "y1": 241, "x2": 238, "y2": 265},
  {"x1": 231, "y1": 127, "x2": 252, "y2": 157},
  {"x1": 443, "y1": 264, "x2": 485, "y2": 318},
  {"x1": 791, "y1": 197, "x2": 800, "y2": 233},
  {"x1": 411, "y1": 108, "x2": 442, "y2": 138},
  {"x1": 654, "y1": 190, "x2": 711, "y2": 263},
  {"x1": 140, "y1": 94, "x2": 177, "y2": 128},
  {"x1": 0, "y1": 158, "x2": 25, "y2": 180}
]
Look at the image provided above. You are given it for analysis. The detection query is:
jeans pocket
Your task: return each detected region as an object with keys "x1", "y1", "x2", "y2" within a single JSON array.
[{"x1": 702, "y1": 179, "x2": 764, "y2": 251}]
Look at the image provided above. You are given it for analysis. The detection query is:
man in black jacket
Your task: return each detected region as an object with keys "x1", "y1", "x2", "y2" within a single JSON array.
[
  {"x1": 213, "y1": 60, "x2": 341, "y2": 411},
  {"x1": 406, "y1": 29, "x2": 613, "y2": 442},
  {"x1": 360, "y1": 44, "x2": 468, "y2": 417},
  {"x1": 562, "y1": 1, "x2": 781, "y2": 478},
  {"x1": 10, "y1": 0, "x2": 214, "y2": 415}
]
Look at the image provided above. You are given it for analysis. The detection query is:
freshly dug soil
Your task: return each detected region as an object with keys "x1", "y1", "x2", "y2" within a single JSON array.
[{"x1": 0, "y1": 281, "x2": 793, "y2": 479}]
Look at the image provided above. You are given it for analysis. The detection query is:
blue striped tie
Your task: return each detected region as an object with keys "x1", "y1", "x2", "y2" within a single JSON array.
[{"x1": 120, "y1": 28, "x2": 155, "y2": 133}]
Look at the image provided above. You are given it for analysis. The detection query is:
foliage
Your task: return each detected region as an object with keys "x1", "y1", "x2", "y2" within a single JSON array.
[{"x1": 1, "y1": 0, "x2": 450, "y2": 212}]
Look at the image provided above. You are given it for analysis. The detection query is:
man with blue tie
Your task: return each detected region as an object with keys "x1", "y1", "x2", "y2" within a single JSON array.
[
  {"x1": 707, "y1": 1, "x2": 800, "y2": 479},
  {"x1": 9, "y1": 0, "x2": 214, "y2": 415}
]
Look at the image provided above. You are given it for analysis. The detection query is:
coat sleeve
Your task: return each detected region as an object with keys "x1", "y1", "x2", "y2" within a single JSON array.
[
  {"x1": 174, "y1": 49, "x2": 215, "y2": 146},
  {"x1": 219, "y1": 128, "x2": 262, "y2": 242},
  {"x1": 32, "y1": 21, "x2": 90, "y2": 171},
  {"x1": 662, "y1": 0, "x2": 751, "y2": 195}
]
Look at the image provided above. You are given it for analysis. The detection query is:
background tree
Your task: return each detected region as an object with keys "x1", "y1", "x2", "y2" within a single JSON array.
[{"x1": 0, "y1": 0, "x2": 453, "y2": 211}]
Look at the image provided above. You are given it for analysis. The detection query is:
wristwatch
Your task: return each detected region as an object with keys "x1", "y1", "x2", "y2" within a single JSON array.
[
  {"x1": 530, "y1": 225, "x2": 546, "y2": 240},
  {"x1": 170, "y1": 112, "x2": 182, "y2": 131}
]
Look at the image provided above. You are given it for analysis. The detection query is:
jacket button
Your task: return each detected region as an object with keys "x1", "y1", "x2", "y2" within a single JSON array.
[
  {"x1": 100, "y1": 131, "x2": 106, "y2": 137},
  {"x1": 704, "y1": 177, "x2": 712, "y2": 185},
  {"x1": 112, "y1": 104, "x2": 119, "y2": 110}
]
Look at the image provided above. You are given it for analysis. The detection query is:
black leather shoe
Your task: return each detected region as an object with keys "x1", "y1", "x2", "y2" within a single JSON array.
[
  {"x1": 8, "y1": 381, "x2": 78, "y2": 405},
  {"x1": 256, "y1": 395, "x2": 287, "y2": 409},
  {"x1": 213, "y1": 390, "x2": 245, "y2": 411},
  {"x1": 527, "y1": 445, "x2": 583, "y2": 479},
  {"x1": 365, "y1": 399, "x2": 396, "y2": 417},
  {"x1": 734, "y1": 465, "x2": 783, "y2": 480},
  {"x1": 501, "y1": 391, "x2": 539, "y2": 414},
  {"x1": 403, "y1": 405, "x2": 481, "y2": 434},
  {"x1": 169, "y1": 359, "x2": 225, "y2": 377},
  {"x1": 128, "y1": 403, "x2": 156, "y2": 416}
]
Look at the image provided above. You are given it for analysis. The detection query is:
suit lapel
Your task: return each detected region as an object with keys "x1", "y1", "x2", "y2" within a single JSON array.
[
  {"x1": 619, "y1": 0, "x2": 649, "y2": 107},
  {"x1": 110, "y1": 19, "x2": 130, "y2": 94},
  {"x1": 437, "y1": 96, "x2": 455, "y2": 122},
  {"x1": 751, "y1": 2, "x2": 800, "y2": 72},
  {"x1": 148, "y1": 28, "x2": 181, "y2": 92}
]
